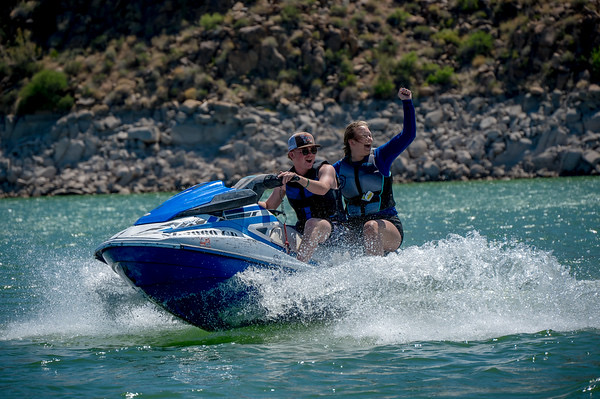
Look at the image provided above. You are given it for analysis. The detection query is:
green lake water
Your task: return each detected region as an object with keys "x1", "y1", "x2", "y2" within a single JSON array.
[{"x1": 1, "y1": 177, "x2": 598, "y2": 398}]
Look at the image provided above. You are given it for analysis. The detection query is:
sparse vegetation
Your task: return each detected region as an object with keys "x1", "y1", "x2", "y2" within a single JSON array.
[
  {"x1": 3, "y1": 28, "x2": 41, "y2": 79},
  {"x1": 0, "y1": 0, "x2": 598, "y2": 115}
]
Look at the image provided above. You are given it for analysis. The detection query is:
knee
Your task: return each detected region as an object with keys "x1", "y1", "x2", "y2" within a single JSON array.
[
  {"x1": 304, "y1": 218, "x2": 318, "y2": 230},
  {"x1": 305, "y1": 218, "x2": 325, "y2": 230},
  {"x1": 363, "y1": 220, "x2": 379, "y2": 236},
  {"x1": 305, "y1": 218, "x2": 331, "y2": 237}
]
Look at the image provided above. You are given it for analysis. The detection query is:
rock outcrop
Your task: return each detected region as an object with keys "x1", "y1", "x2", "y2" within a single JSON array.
[{"x1": 1, "y1": 84, "x2": 599, "y2": 198}]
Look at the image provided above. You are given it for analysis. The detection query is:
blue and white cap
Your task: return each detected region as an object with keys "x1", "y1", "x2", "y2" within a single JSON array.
[{"x1": 287, "y1": 132, "x2": 320, "y2": 152}]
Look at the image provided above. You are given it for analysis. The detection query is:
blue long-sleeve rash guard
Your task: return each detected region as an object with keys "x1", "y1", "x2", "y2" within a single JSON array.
[{"x1": 373, "y1": 100, "x2": 416, "y2": 175}]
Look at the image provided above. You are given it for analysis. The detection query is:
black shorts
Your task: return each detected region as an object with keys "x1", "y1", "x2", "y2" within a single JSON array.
[
  {"x1": 341, "y1": 214, "x2": 404, "y2": 248},
  {"x1": 293, "y1": 219, "x2": 347, "y2": 247}
]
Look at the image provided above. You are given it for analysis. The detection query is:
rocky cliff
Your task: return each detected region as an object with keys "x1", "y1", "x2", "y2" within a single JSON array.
[
  {"x1": 3, "y1": 85, "x2": 599, "y2": 197},
  {"x1": 1, "y1": 0, "x2": 599, "y2": 197}
]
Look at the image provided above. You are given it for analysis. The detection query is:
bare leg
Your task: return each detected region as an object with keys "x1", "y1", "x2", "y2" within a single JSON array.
[
  {"x1": 297, "y1": 218, "x2": 332, "y2": 262},
  {"x1": 363, "y1": 219, "x2": 403, "y2": 256}
]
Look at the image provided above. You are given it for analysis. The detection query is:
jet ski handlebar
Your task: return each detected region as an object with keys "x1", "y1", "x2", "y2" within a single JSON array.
[{"x1": 232, "y1": 174, "x2": 284, "y2": 199}]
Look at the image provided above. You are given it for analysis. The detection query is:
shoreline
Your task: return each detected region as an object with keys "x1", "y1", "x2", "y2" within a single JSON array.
[{"x1": 1, "y1": 87, "x2": 600, "y2": 198}]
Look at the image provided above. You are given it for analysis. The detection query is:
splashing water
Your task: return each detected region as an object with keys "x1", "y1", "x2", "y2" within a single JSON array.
[
  {"x1": 238, "y1": 232, "x2": 600, "y2": 344},
  {"x1": 2, "y1": 254, "x2": 184, "y2": 342},
  {"x1": 3, "y1": 228, "x2": 598, "y2": 345}
]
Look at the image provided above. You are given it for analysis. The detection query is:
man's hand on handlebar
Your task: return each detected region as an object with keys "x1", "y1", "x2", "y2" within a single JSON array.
[{"x1": 277, "y1": 171, "x2": 301, "y2": 185}]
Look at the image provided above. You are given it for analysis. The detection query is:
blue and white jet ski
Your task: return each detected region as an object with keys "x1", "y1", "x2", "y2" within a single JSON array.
[{"x1": 94, "y1": 174, "x2": 312, "y2": 331}]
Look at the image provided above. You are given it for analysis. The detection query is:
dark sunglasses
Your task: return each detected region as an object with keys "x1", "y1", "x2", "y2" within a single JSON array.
[{"x1": 300, "y1": 147, "x2": 318, "y2": 155}]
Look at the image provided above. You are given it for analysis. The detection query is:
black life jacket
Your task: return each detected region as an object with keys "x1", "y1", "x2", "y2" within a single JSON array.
[{"x1": 286, "y1": 160, "x2": 344, "y2": 229}]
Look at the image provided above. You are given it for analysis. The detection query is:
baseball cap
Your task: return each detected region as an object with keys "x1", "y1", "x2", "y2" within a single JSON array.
[{"x1": 287, "y1": 132, "x2": 321, "y2": 151}]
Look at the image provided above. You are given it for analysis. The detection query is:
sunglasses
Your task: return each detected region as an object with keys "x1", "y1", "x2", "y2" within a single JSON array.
[{"x1": 299, "y1": 147, "x2": 318, "y2": 155}]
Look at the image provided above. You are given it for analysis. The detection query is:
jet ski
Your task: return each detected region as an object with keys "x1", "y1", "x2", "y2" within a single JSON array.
[{"x1": 94, "y1": 174, "x2": 312, "y2": 331}]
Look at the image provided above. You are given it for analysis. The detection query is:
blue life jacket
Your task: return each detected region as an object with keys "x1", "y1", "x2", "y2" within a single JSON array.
[
  {"x1": 286, "y1": 160, "x2": 344, "y2": 230},
  {"x1": 337, "y1": 153, "x2": 396, "y2": 217}
]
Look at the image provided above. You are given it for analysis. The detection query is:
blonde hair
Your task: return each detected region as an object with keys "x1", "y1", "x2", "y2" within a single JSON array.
[{"x1": 343, "y1": 121, "x2": 369, "y2": 157}]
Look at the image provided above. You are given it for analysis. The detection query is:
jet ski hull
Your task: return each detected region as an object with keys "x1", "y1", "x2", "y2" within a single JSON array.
[
  {"x1": 97, "y1": 243, "x2": 288, "y2": 330},
  {"x1": 94, "y1": 175, "x2": 308, "y2": 331}
]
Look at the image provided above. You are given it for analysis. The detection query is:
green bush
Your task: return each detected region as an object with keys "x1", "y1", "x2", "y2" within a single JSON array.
[
  {"x1": 397, "y1": 52, "x2": 418, "y2": 72},
  {"x1": 378, "y1": 35, "x2": 399, "y2": 56},
  {"x1": 310, "y1": 78, "x2": 323, "y2": 92},
  {"x1": 200, "y1": 13, "x2": 224, "y2": 30},
  {"x1": 432, "y1": 29, "x2": 461, "y2": 47},
  {"x1": 64, "y1": 60, "x2": 83, "y2": 76},
  {"x1": 350, "y1": 11, "x2": 367, "y2": 30},
  {"x1": 17, "y1": 69, "x2": 71, "y2": 114},
  {"x1": 425, "y1": 64, "x2": 455, "y2": 86},
  {"x1": 330, "y1": 16, "x2": 347, "y2": 29},
  {"x1": 234, "y1": 17, "x2": 251, "y2": 29},
  {"x1": 256, "y1": 79, "x2": 278, "y2": 99},
  {"x1": 278, "y1": 69, "x2": 298, "y2": 82},
  {"x1": 413, "y1": 25, "x2": 433, "y2": 40},
  {"x1": 340, "y1": 73, "x2": 357, "y2": 88},
  {"x1": 457, "y1": 0, "x2": 480, "y2": 12},
  {"x1": 331, "y1": 5, "x2": 347, "y2": 17},
  {"x1": 373, "y1": 74, "x2": 395, "y2": 98},
  {"x1": 56, "y1": 94, "x2": 75, "y2": 112},
  {"x1": 591, "y1": 46, "x2": 600, "y2": 81},
  {"x1": 281, "y1": 4, "x2": 301, "y2": 24},
  {"x1": 458, "y1": 30, "x2": 493, "y2": 63},
  {"x1": 339, "y1": 57, "x2": 357, "y2": 88},
  {"x1": 392, "y1": 51, "x2": 418, "y2": 87},
  {"x1": 387, "y1": 8, "x2": 410, "y2": 28}
]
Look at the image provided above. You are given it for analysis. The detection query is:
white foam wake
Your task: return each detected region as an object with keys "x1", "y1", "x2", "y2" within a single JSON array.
[
  {"x1": 3, "y1": 232, "x2": 598, "y2": 344},
  {"x1": 239, "y1": 231, "x2": 600, "y2": 344},
  {"x1": 1, "y1": 253, "x2": 184, "y2": 341}
]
